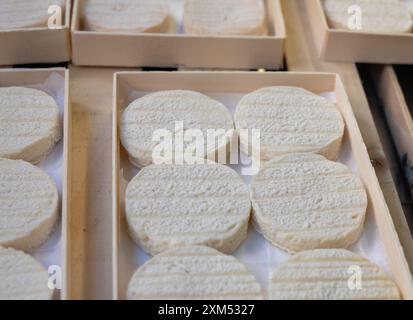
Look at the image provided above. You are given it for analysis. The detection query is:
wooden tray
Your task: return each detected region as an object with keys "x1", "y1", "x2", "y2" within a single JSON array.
[
  {"x1": 0, "y1": 0, "x2": 71, "y2": 66},
  {"x1": 0, "y1": 68, "x2": 71, "y2": 300},
  {"x1": 112, "y1": 71, "x2": 413, "y2": 300},
  {"x1": 71, "y1": 0, "x2": 285, "y2": 70},
  {"x1": 306, "y1": 0, "x2": 413, "y2": 64}
]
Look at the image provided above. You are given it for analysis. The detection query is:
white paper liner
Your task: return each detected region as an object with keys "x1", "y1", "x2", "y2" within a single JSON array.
[
  {"x1": 118, "y1": 88, "x2": 392, "y2": 300},
  {"x1": 2, "y1": 72, "x2": 66, "y2": 299}
]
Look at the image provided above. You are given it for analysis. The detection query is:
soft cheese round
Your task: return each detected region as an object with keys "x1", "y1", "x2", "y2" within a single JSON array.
[
  {"x1": 234, "y1": 86, "x2": 345, "y2": 162},
  {"x1": 127, "y1": 246, "x2": 263, "y2": 300},
  {"x1": 120, "y1": 90, "x2": 234, "y2": 168},
  {"x1": 0, "y1": 158, "x2": 59, "y2": 251},
  {"x1": 125, "y1": 163, "x2": 251, "y2": 255},
  {"x1": 0, "y1": 246, "x2": 52, "y2": 300},
  {"x1": 0, "y1": 0, "x2": 64, "y2": 30},
  {"x1": 250, "y1": 153, "x2": 367, "y2": 253},
  {"x1": 82, "y1": 0, "x2": 170, "y2": 33},
  {"x1": 184, "y1": 0, "x2": 268, "y2": 36},
  {"x1": 270, "y1": 249, "x2": 400, "y2": 300},
  {"x1": 323, "y1": 0, "x2": 413, "y2": 33},
  {"x1": 0, "y1": 87, "x2": 61, "y2": 164},
  {"x1": 235, "y1": 87, "x2": 344, "y2": 162}
]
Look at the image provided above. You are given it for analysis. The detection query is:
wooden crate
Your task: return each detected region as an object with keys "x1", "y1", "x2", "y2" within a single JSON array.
[
  {"x1": 0, "y1": 68, "x2": 71, "y2": 299},
  {"x1": 112, "y1": 71, "x2": 413, "y2": 299}
]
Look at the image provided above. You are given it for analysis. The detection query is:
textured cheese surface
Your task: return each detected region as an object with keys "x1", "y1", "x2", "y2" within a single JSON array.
[
  {"x1": 250, "y1": 153, "x2": 367, "y2": 253},
  {"x1": 234, "y1": 86, "x2": 345, "y2": 162},
  {"x1": 0, "y1": 158, "x2": 58, "y2": 251},
  {"x1": 323, "y1": 0, "x2": 413, "y2": 33},
  {"x1": 82, "y1": 0, "x2": 170, "y2": 33},
  {"x1": 184, "y1": 0, "x2": 268, "y2": 36},
  {"x1": 0, "y1": 247, "x2": 52, "y2": 300},
  {"x1": 127, "y1": 246, "x2": 263, "y2": 300},
  {"x1": 0, "y1": 87, "x2": 61, "y2": 164},
  {"x1": 0, "y1": 0, "x2": 64, "y2": 30},
  {"x1": 125, "y1": 163, "x2": 250, "y2": 255},
  {"x1": 120, "y1": 90, "x2": 234, "y2": 168},
  {"x1": 270, "y1": 249, "x2": 400, "y2": 300}
]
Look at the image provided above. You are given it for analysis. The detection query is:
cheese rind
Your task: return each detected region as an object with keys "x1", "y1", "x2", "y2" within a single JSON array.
[
  {"x1": 120, "y1": 90, "x2": 234, "y2": 168},
  {"x1": 250, "y1": 153, "x2": 367, "y2": 253},
  {"x1": 127, "y1": 246, "x2": 263, "y2": 300},
  {"x1": 234, "y1": 86, "x2": 345, "y2": 163},
  {"x1": 0, "y1": 158, "x2": 59, "y2": 251},
  {"x1": 125, "y1": 163, "x2": 251, "y2": 255},
  {"x1": 323, "y1": 0, "x2": 413, "y2": 33},
  {"x1": 0, "y1": 87, "x2": 61, "y2": 164},
  {"x1": 0, "y1": 247, "x2": 52, "y2": 300},
  {"x1": 184, "y1": 0, "x2": 268, "y2": 36},
  {"x1": 270, "y1": 249, "x2": 400, "y2": 300},
  {"x1": 82, "y1": 0, "x2": 170, "y2": 33}
]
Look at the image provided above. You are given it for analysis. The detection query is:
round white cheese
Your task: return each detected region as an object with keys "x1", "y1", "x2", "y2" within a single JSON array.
[
  {"x1": 270, "y1": 249, "x2": 400, "y2": 300},
  {"x1": 125, "y1": 163, "x2": 251, "y2": 255},
  {"x1": 120, "y1": 90, "x2": 234, "y2": 168},
  {"x1": 250, "y1": 153, "x2": 367, "y2": 253},
  {"x1": 184, "y1": 0, "x2": 268, "y2": 36},
  {"x1": 0, "y1": 158, "x2": 59, "y2": 251},
  {"x1": 234, "y1": 86, "x2": 345, "y2": 163},
  {"x1": 127, "y1": 246, "x2": 263, "y2": 300},
  {"x1": 0, "y1": 246, "x2": 52, "y2": 300},
  {"x1": 82, "y1": 0, "x2": 170, "y2": 33}
]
